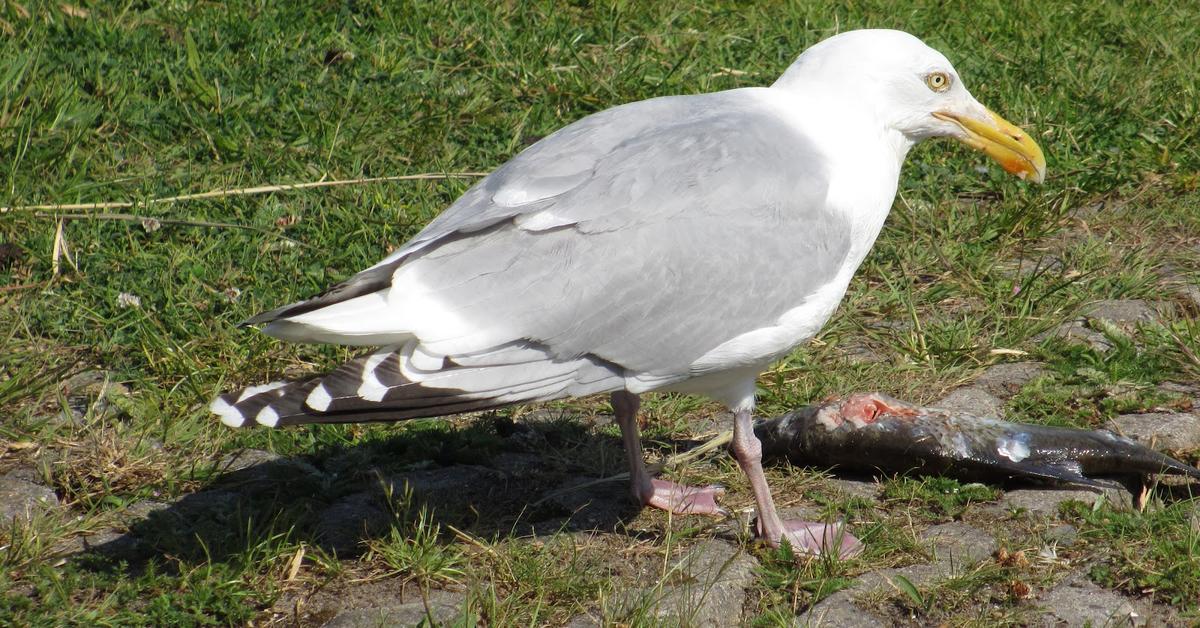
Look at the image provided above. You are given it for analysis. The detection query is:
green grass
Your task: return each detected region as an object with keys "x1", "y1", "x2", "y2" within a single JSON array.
[
  {"x1": 1007, "y1": 332, "x2": 1187, "y2": 428},
  {"x1": 2, "y1": 0, "x2": 1200, "y2": 625},
  {"x1": 366, "y1": 486, "x2": 466, "y2": 587},
  {"x1": 880, "y1": 477, "x2": 1002, "y2": 522},
  {"x1": 1065, "y1": 498, "x2": 1200, "y2": 609}
]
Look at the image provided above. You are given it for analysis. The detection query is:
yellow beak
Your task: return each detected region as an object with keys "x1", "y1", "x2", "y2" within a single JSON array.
[{"x1": 933, "y1": 108, "x2": 1046, "y2": 183}]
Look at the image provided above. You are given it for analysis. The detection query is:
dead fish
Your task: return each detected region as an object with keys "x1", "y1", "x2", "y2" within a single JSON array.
[{"x1": 754, "y1": 392, "x2": 1200, "y2": 489}]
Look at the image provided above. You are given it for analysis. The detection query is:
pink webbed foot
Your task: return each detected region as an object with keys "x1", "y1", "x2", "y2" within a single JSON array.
[
  {"x1": 640, "y1": 479, "x2": 727, "y2": 516},
  {"x1": 771, "y1": 520, "x2": 863, "y2": 559},
  {"x1": 612, "y1": 391, "x2": 727, "y2": 518}
]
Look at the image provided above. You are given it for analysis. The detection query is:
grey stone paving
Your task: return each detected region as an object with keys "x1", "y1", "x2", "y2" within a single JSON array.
[
  {"x1": 796, "y1": 590, "x2": 889, "y2": 627},
  {"x1": 1081, "y1": 299, "x2": 1169, "y2": 327},
  {"x1": 999, "y1": 486, "x2": 1131, "y2": 515},
  {"x1": 1038, "y1": 298, "x2": 1175, "y2": 353},
  {"x1": 286, "y1": 580, "x2": 469, "y2": 627},
  {"x1": 825, "y1": 477, "x2": 882, "y2": 501},
  {"x1": 618, "y1": 539, "x2": 759, "y2": 627},
  {"x1": 920, "y1": 521, "x2": 998, "y2": 565},
  {"x1": 1036, "y1": 576, "x2": 1147, "y2": 627},
  {"x1": 1107, "y1": 412, "x2": 1200, "y2": 452},
  {"x1": 0, "y1": 475, "x2": 59, "y2": 524},
  {"x1": 975, "y1": 361, "x2": 1048, "y2": 399},
  {"x1": 1041, "y1": 320, "x2": 1114, "y2": 352},
  {"x1": 314, "y1": 492, "x2": 390, "y2": 556},
  {"x1": 932, "y1": 386, "x2": 1006, "y2": 418}
]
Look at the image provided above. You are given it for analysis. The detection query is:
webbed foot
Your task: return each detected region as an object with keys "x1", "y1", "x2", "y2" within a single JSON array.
[
  {"x1": 640, "y1": 479, "x2": 727, "y2": 516},
  {"x1": 769, "y1": 519, "x2": 863, "y2": 559}
]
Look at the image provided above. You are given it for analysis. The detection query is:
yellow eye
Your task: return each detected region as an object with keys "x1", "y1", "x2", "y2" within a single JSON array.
[{"x1": 925, "y1": 72, "x2": 951, "y2": 92}]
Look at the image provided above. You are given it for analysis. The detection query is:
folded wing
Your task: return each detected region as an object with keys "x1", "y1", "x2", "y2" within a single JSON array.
[{"x1": 219, "y1": 89, "x2": 853, "y2": 426}]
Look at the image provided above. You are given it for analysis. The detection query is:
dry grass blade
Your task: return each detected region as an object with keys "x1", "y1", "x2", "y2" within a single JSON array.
[
  {"x1": 50, "y1": 218, "x2": 72, "y2": 275},
  {"x1": 0, "y1": 172, "x2": 487, "y2": 213},
  {"x1": 1165, "y1": 324, "x2": 1200, "y2": 376},
  {"x1": 50, "y1": 425, "x2": 185, "y2": 508},
  {"x1": 37, "y1": 212, "x2": 310, "y2": 247},
  {"x1": 286, "y1": 544, "x2": 306, "y2": 581},
  {"x1": 0, "y1": 281, "x2": 47, "y2": 294}
]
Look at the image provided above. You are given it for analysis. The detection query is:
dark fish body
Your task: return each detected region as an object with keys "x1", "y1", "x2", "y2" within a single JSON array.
[{"x1": 754, "y1": 394, "x2": 1200, "y2": 487}]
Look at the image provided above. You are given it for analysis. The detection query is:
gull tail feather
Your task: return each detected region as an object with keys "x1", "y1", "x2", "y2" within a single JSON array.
[{"x1": 209, "y1": 342, "x2": 594, "y2": 428}]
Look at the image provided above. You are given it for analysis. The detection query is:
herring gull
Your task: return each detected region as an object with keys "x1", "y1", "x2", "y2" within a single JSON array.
[{"x1": 211, "y1": 29, "x2": 1045, "y2": 556}]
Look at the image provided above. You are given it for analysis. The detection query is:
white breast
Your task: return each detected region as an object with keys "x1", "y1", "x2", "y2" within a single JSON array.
[{"x1": 647, "y1": 88, "x2": 907, "y2": 397}]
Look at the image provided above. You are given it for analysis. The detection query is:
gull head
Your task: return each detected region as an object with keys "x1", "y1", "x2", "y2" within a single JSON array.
[{"x1": 774, "y1": 29, "x2": 1046, "y2": 183}]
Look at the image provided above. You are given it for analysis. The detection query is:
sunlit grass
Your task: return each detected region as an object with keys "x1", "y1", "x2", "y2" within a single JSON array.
[{"x1": 2, "y1": 0, "x2": 1199, "y2": 624}]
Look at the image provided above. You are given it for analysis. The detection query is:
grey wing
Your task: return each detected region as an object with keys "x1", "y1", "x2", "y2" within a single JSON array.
[
  {"x1": 253, "y1": 89, "x2": 851, "y2": 384},
  {"x1": 395, "y1": 95, "x2": 693, "y2": 252},
  {"x1": 241, "y1": 95, "x2": 692, "y2": 326}
]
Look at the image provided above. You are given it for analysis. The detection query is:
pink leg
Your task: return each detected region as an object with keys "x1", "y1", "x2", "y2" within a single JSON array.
[
  {"x1": 731, "y1": 407, "x2": 862, "y2": 559},
  {"x1": 612, "y1": 391, "x2": 725, "y2": 516}
]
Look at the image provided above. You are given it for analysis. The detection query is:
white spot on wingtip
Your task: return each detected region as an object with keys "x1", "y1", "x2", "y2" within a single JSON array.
[
  {"x1": 235, "y1": 381, "x2": 287, "y2": 403},
  {"x1": 356, "y1": 351, "x2": 392, "y2": 402},
  {"x1": 256, "y1": 406, "x2": 280, "y2": 427},
  {"x1": 306, "y1": 384, "x2": 332, "y2": 412},
  {"x1": 210, "y1": 397, "x2": 245, "y2": 428},
  {"x1": 358, "y1": 378, "x2": 388, "y2": 402}
]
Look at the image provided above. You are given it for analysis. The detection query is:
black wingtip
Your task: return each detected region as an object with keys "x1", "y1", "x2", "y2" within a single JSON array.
[
  {"x1": 237, "y1": 312, "x2": 272, "y2": 328},
  {"x1": 238, "y1": 300, "x2": 310, "y2": 328}
]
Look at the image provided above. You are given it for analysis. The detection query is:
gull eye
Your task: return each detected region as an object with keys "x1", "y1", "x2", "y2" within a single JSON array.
[
  {"x1": 925, "y1": 71, "x2": 951, "y2": 92},
  {"x1": 921, "y1": 71, "x2": 950, "y2": 93}
]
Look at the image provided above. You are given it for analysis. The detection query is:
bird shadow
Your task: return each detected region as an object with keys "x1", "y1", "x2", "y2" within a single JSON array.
[
  {"x1": 76, "y1": 412, "x2": 651, "y2": 574},
  {"x1": 72, "y1": 411, "x2": 1199, "y2": 577}
]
